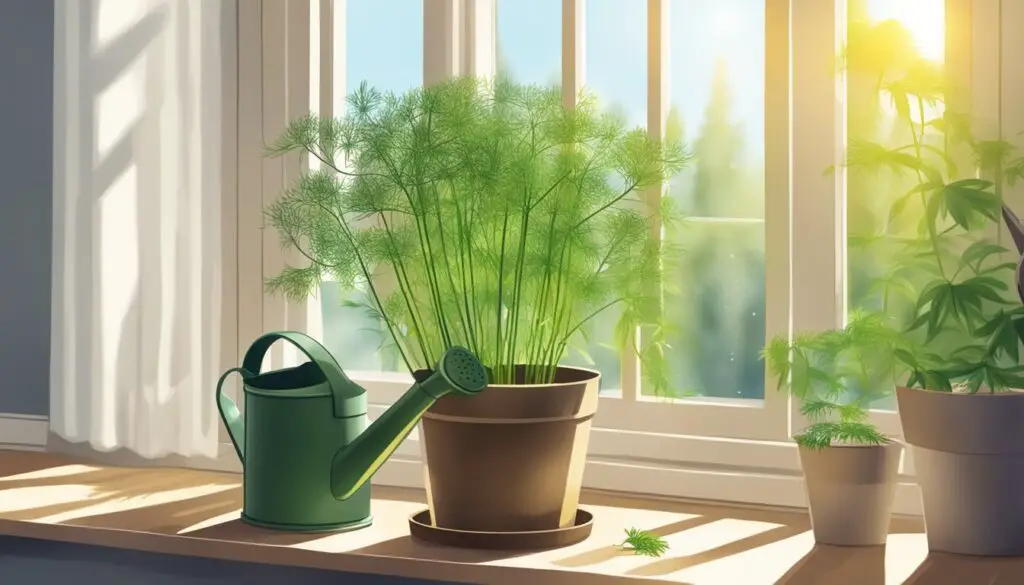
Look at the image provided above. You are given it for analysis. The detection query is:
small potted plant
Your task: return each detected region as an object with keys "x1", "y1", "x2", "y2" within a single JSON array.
[
  {"x1": 263, "y1": 76, "x2": 687, "y2": 547},
  {"x1": 843, "y1": 54, "x2": 1024, "y2": 554},
  {"x1": 763, "y1": 311, "x2": 903, "y2": 546}
]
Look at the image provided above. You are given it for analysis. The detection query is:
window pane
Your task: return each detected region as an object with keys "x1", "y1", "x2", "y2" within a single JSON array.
[
  {"x1": 496, "y1": 0, "x2": 560, "y2": 85},
  {"x1": 560, "y1": 0, "x2": 648, "y2": 395},
  {"x1": 321, "y1": 1, "x2": 424, "y2": 373},
  {"x1": 846, "y1": 0, "x2": 946, "y2": 409},
  {"x1": 655, "y1": 0, "x2": 767, "y2": 399},
  {"x1": 345, "y1": 0, "x2": 423, "y2": 95},
  {"x1": 664, "y1": 221, "x2": 766, "y2": 399}
]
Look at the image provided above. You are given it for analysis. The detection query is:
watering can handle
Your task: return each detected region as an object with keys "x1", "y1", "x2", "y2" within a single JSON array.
[
  {"x1": 215, "y1": 367, "x2": 252, "y2": 463},
  {"x1": 241, "y1": 331, "x2": 364, "y2": 419}
]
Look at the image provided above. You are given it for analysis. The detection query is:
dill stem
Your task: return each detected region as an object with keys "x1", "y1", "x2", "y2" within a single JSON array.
[
  {"x1": 450, "y1": 184, "x2": 480, "y2": 352},
  {"x1": 558, "y1": 298, "x2": 625, "y2": 346},
  {"x1": 433, "y1": 184, "x2": 474, "y2": 347},
  {"x1": 495, "y1": 204, "x2": 511, "y2": 383},
  {"x1": 540, "y1": 241, "x2": 575, "y2": 383},
  {"x1": 376, "y1": 212, "x2": 434, "y2": 368},
  {"x1": 525, "y1": 206, "x2": 562, "y2": 382},
  {"x1": 464, "y1": 199, "x2": 483, "y2": 355},
  {"x1": 411, "y1": 184, "x2": 454, "y2": 351},
  {"x1": 572, "y1": 181, "x2": 641, "y2": 231},
  {"x1": 306, "y1": 152, "x2": 431, "y2": 368},
  {"x1": 311, "y1": 196, "x2": 416, "y2": 374},
  {"x1": 373, "y1": 141, "x2": 450, "y2": 360},
  {"x1": 504, "y1": 202, "x2": 532, "y2": 382}
]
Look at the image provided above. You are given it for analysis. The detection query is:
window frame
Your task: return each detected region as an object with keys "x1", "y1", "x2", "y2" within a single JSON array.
[{"x1": 201, "y1": 0, "x2": 1023, "y2": 516}]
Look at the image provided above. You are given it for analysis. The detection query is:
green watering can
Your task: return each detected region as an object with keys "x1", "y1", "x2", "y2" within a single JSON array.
[{"x1": 216, "y1": 331, "x2": 488, "y2": 532}]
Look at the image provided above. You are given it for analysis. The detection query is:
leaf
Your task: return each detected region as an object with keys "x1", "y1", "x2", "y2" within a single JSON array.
[
  {"x1": 961, "y1": 241, "x2": 1007, "y2": 269},
  {"x1": 622, "y1": 528, "x2": 670, "y2": 557},
  {"x1": 795, "y1": 422, "x2": 888, "y2": 450},
  {"x1": 845, "y1": 140, "x2": 923, "y2": 175},
  {"x1": 929, "y1": 178, "x2": 1000, "y2": 230}
]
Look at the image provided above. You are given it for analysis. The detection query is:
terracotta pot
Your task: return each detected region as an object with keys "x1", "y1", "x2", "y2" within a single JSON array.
[
  {"x1": 419, "y1": 365, "x2": 599, "y2": 532},
  {"x1": 896, "y1": 385, "x2": 1024, "y2": 555},
  {"x1": 798, "y1": 441, "x2": 902, "y2": 546}
]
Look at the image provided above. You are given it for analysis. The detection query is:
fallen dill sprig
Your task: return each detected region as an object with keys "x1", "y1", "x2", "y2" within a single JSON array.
[{"x1": 621, "y1": 527, "x2": 670, "y2": 557}]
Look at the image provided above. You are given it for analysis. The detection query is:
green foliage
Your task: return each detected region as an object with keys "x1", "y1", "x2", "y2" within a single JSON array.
[
  {"x1": 621, "y1": 528, "x2": 670, "y2": 558},
  {"x1": 840, "y1": 49, "x2": 1024, "y2": 394},
  {"x1": 763, "y1": 312, "x2": 898, "y2": 449},
  {"x1": 263, "y1": 77, "x2": 688, "y2": 387}
]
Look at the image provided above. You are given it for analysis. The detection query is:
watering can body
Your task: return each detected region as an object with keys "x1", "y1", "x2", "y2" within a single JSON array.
[
  {"x1": 216, "y1": 331, "x2": 489, "y2": 533},
  {"x1": 216, "y1": 331, "x2": 373, "y2": 531}
]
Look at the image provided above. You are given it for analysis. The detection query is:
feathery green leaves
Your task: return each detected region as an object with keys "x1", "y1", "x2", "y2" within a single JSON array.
[
  {"x1": 264, "y1": 77, "x2": 689, "y2": 385},
  {"x1": 763, "y1": 312, "x2": 901, "y2": 449},
  {"x1": 622, "y1": 528, "x2": 670, "y2": 558}
]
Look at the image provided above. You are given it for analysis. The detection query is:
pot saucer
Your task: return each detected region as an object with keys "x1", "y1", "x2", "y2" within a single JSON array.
[{"x1": 408, "y1": 508, "x2": 593, "y2": 550}]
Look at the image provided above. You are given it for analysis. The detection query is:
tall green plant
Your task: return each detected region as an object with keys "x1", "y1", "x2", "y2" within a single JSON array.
[
  {"x1": 843, "y1": 58, "x2": 1024, "y2": 393},
  {"x1": 764, "y1": 312, "x2": 897, "y2": 449},
  {"x1": 263, "y1": 77, "x2": 688, "y2": 388}
]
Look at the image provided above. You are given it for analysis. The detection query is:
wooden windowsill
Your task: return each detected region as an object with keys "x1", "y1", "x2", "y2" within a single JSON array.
[{"x1": 0, "y1": 449, "x2": 1017, "y2": 584}]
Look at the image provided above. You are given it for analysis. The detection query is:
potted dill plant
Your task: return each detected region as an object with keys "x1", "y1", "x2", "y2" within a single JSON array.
[
  {"x1": 842, "y1": 57, "x2": 1024, "y2": 554},
  {"x1": 263, "y1": 76, "x2": 686, "y2": 544},
  {"x1": 764, "y1": 312, "x2": 903, "y2": 546}
]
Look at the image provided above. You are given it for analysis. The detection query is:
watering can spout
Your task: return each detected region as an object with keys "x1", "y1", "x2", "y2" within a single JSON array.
[{"x1": 330, "y1": 346, "x2": 489, "y2": 501}]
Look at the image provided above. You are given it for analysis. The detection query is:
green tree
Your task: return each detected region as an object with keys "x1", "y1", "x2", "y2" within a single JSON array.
[
  {"x1": 666, "y1": 59, "x2": 765, "y2": 399},
  {"x1": 690, "y1": 59, "x2": 743, "y2": 218}
]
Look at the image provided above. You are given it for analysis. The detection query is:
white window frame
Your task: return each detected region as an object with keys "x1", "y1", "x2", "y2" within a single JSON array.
[{"x1": 205, "y1": 0, "x2": 1024, "y2": 515}]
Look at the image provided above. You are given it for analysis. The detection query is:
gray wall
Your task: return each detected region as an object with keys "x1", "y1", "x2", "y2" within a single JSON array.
[{"x1": 0, "y1": 0, "x2": 54, "y2": 416}]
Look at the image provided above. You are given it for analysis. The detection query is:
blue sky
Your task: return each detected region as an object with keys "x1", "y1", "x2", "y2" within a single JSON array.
[{"x1": 345, "y1": 0, "x2": 765, "y2": 163}]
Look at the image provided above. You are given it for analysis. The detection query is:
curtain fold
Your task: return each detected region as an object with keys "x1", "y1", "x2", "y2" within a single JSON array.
[{"x1": 50, "y1": 0, "x2": 228, "y2": 459}]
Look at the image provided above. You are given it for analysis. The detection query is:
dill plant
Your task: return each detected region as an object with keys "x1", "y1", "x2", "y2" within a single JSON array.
[
  {"x1": 763, "y1": 312, "x2": 900, "y2": 449},
  {"x1": 263, "y1": 77, "x2": 688, "y2": 388}
]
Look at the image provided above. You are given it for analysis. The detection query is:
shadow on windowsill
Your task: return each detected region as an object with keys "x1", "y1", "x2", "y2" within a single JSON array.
[
  {"x1": 775, "y1": 543, "x2": 886, "y2": 585},
  {"x1": 903, "y1": 552, "x2": 1024, "y2": 585}
]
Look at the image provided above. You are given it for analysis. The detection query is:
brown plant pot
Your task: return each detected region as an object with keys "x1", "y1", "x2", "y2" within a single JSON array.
[
  {"x1": 896, "y1": 385, "x2": 1024, "y2": 555},
  {"x1": 798, "y1": 441, "x2": 902, "y2": 546},
  {"x1": 419, "y1": 364, "x2": 600, "y2": 533}
]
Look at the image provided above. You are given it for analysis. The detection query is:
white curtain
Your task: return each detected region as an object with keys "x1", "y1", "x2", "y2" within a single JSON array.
[{"x1": 50, "y1": 0, "x2": 228, "y2": 459}]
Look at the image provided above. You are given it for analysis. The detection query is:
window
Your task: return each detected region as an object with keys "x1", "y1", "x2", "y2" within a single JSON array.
[
  {"x1": 234, "y1": 0, "x2": 1022, "y2": 512},
  {"x1": 560, "y1": 0, "x2": 788, "y2": 445},
  {"x1": 845, "y1": 0, "x2": 946, "y2": 414},
  {"x1": 319, "y1": 1, "x2": 424, "y2": 376}
]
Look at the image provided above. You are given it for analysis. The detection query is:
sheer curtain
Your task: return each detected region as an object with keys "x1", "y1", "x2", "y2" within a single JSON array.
[{"x1": 50, "y1": 0, "x2": 231, "y2": 459}]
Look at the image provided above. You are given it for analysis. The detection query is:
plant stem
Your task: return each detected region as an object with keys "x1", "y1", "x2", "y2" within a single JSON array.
[
  {"x1": 909, "y1": 98, "x2": 948, "y2": 281},
  {"x1": 433, "y1": 184, "x2": 474, "y2": 347},
  {"x1": 312, "y1": 151, "x2": 433, "y2": 368},
  {"x1": 376, "y1": 211, "x2": 434, "y2": 367},
  {"x1": 306, "y1": 195, "x2": 416, "y2": 373},
  {"x1": 495, "y1": 201, "x2": 511, "y2": 382}
]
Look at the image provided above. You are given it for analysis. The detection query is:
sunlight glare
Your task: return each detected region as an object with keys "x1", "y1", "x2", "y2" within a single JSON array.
[
  {"x1": 865, "y1": 0, "x2": 945, "y2": 62},
  {"x1": 711, "y1": 7, "x2": 742, "y2": 41}
]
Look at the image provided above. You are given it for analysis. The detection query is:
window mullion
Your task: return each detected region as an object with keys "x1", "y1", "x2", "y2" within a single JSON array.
[
  {"x1": 424, "y1": 0, "x2": 461, "y2": 84},
  {"x1": 462, "y1": 0, "x2": 496, "y2": 78},
  {"x1": 762, "y1": 0, "x2": 793, "y2": 436},
  {"x1": 562, "y1": 0, "x2": 584, "y2": 110},
  {"x1": 790, "y1": 0, "x2": 847, "y2": 434},
  {"x1": 624, "y1": 0, "x2": 668, "y2": 404}
]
